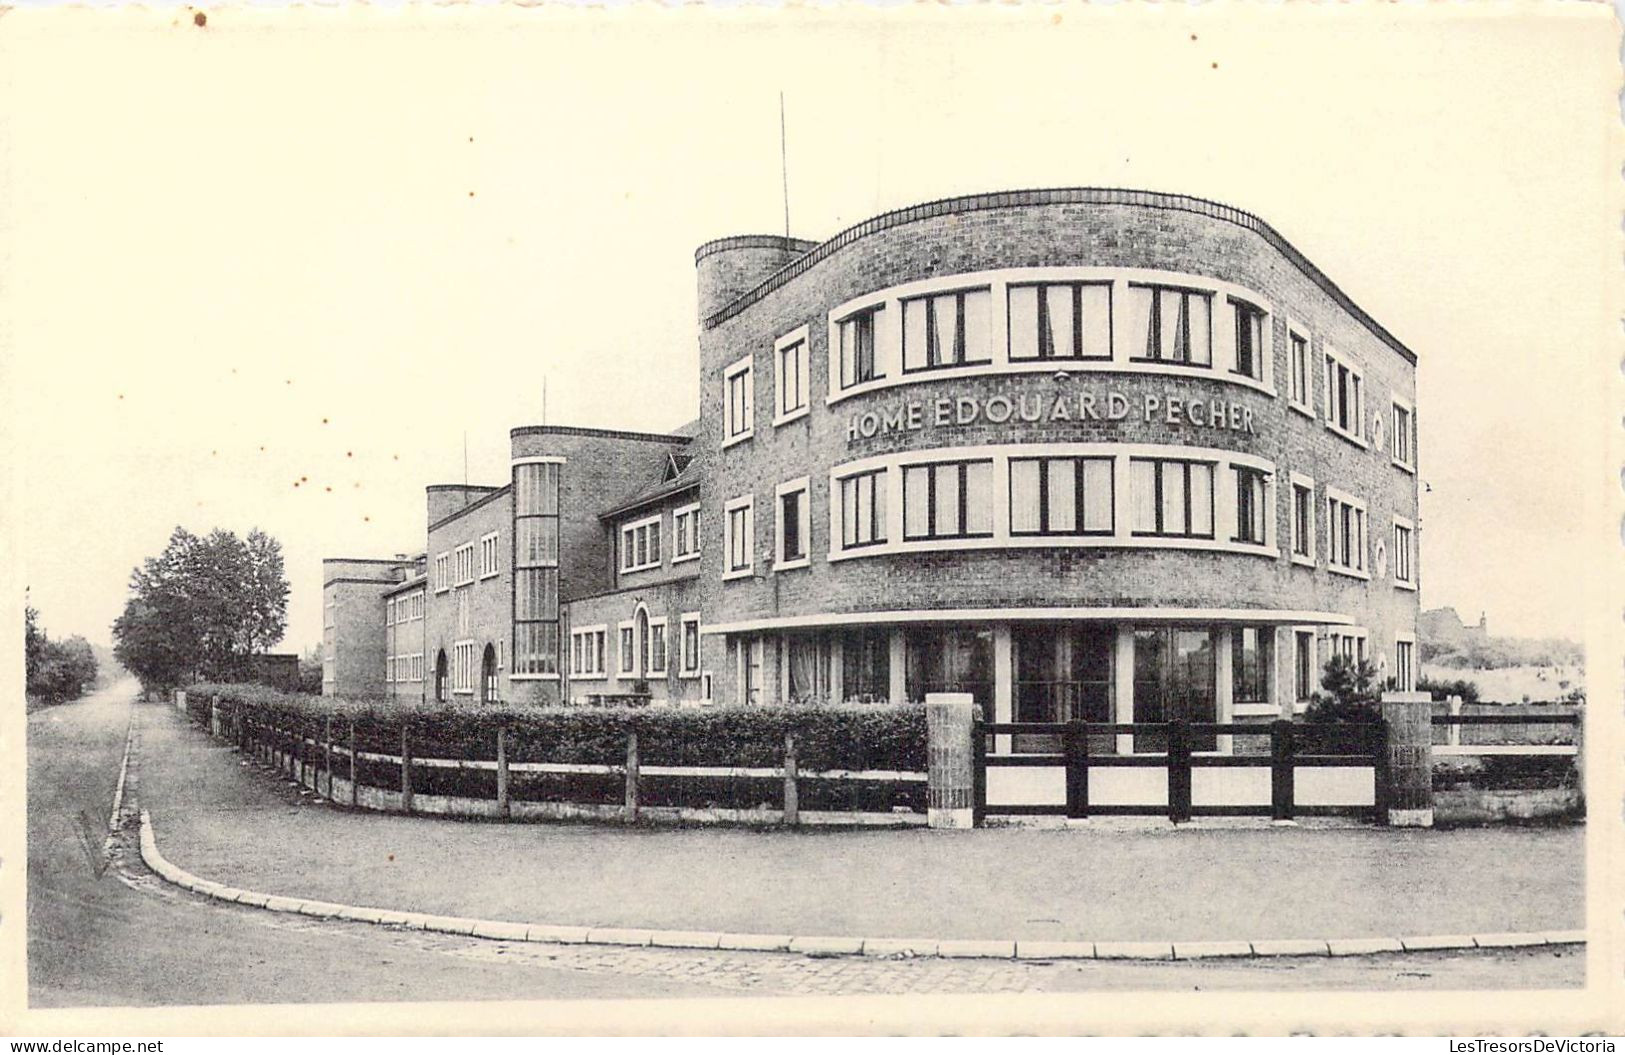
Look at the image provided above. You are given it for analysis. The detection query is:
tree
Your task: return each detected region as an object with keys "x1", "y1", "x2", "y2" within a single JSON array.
[
  {"x1": 25, "y1": 607, "x2": 98, "y2": 705},
  {"x1": 1305, "y1": 653, "x2": 1382, "y2": 723},
  {"x1": 112, "y1": 525, "x2": 291, "y2": 692}
]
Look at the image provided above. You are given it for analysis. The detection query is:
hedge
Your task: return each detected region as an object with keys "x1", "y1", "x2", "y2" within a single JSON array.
[{"x1": 182, "y1": 682, "x2": 928, "y2": 816}]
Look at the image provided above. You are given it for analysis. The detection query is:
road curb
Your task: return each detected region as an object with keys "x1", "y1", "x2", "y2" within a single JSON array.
[{"x1": 136, "y1": 809, "x2": 1585, "y2": 963}]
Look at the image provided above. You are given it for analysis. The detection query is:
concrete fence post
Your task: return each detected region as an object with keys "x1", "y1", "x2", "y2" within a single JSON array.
[
  {"x1": 400, "y1": 723, "x2": 414, "y2": 814},
  {"x1": 496, "y1": 725, "x2": 511, "y2": 819},
  {"x1": 348, "y1": 718, "x2": 359, "y2": 807},
  {"x1": 782, "y1": 733, "x2": 799, "y2": 827},
  {"x1": 210, "y1": 695, "x2": 221, "y2": 738},
  {"x1": 925, "y1": 693, "x2": 976, "y2": 830},
  {"x1": 624, "y1": 731, "x2": 640, "y2": 823},
  {"x1": 1572, "y1": 710, "x2": 1585, "y2": 809},
  {"x1": 324, "y1": 717, "x2": 335, "y2": 800},
  {"x1": 1381, "y1": 691, "x2": 1434, "y2": 827},
  {"x1": 176, "y1": 690, "x2": 186, "y2": 716},
  {"x1": 1447, "y1": 694, "x2": 1462, "y2": 747}
]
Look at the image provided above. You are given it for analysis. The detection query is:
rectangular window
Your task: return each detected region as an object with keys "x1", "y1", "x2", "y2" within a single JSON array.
[
  {"x1": 1291, "y1": 478, "x2": 1315, "y2": 562},
  {"x1": 1007, "y1": 282, "x2": 1113, "y2": 361},
  {"x1": 1009, "y1": 456, "x2": 1113, "y2": 536},
  {"x1": 839, "y1": 469, "x2": 887, "y2": 549},
  {"x1": 777, "y1": 479, "x2": 809, "y2": 567},
  {"x1": 1232, "y1": 627, "x2": 1270, "y2": 707},
  {"x1": 619, "y1": 624, "x2": 636, "y2": 676},
  {"x1": 1294, "y1": 630, "x2": 1316, "y2": 701},
  {"x1": 452, "y1": 543, "x2": 475, "y2": 586},
  {"x1": 434, "y1": 553, "x2": 450, "y2": 593},
  {"x1": 1395, "y1": 638, "x2": 1416, "y2": 692},
  {"x1": 1288, "y1": 329, "x2": 1312, "y2": 410},
  {"x1": 1393, "y1": 520, "x2": 1415, "y2": 586},
  {"x1": 1328, "y1": 629, "x2": 1369, "y2": 665},
  {"x1": 1232, "y1": 465, "x2": 1268, "y2": 545},
  {"x1": 673, "y1": 504, "x2": 700, "y2": 562},
  {"x1": 572, "y1": 629, "x2": 607, "y2": 677},
  {"x1": 1127, "y1": 284, "x2": 1212, "y2": 366},
  {"x1": 479, "y1": 532, "x2": 499, "y2": 579},
  {"x1": 680, "y1": 614, "x2": 701, "y2": 676},
  {"x1": 840, "y1": 627, "x2": 891, "y2": 703},
  {"x1": 724, "y1": 497, "x2": 754, "y2": 577},
  {"x1": 1129, "y1": 458, "x2": 1215, "y2": 538},
  {"x1": 1324, "y1": 349, "x2": 1365, "y2": 443},
  {"x1": 837, "y1": 306, "x2": 883, "y2": 389},
  {"x1": 902, "y1": 460, "x2": 994, "y2": 541},
  {"x1": 512, "y1": 460, "x2": 561, "y2": 676},
  {"x1": 775, "y1": 330, "x2": 809, "y2": 423},
  {"x1": 1392, "y1": 400, "x2": 1414, "y2": 469},
  {"x1": 647, "y1": 620, "x2": 668, "y2": 676},
  {"x1": 1326, "y1": 490, "x2": 1368, "y2": 575},
  {"x1": 902, "y1": 288, "x2": 992, "y2": 372},
  {"x1": 620, "y1": 515, "x2": 662, "y2": 574},
  {"x1": 723, "y1": 356, "x2": 754, "y2": 445},
  {"x1": 1230, "y1": 298, "x2": 1266, "y2": 381}
]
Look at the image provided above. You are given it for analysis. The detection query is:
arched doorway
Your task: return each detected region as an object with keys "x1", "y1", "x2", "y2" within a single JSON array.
[
  {"x1": 434, "y1": 649, "x2": 448, "y2": 703},
  {"x1": 481, "y1": 644, "x2": 498, "y2": 703}
]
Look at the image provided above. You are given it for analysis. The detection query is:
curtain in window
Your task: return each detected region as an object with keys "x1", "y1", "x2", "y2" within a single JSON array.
[
  {"x1": 1130, "y1": 460, "x2": 1157, "y2": 533},
  {"x1": 1081, "y1": 459, "x2": 1112, "y2": 533}
]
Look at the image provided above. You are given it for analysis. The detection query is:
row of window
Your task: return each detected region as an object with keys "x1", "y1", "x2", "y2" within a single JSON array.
[
  {"x1": 433, "y1": 532, "x2": 502, "y2": 593},
  {"x1": 617, "y1": 503, "x2": 701, "y2": 574},
  {"x1": 385, "y1": 652, "x2": 425, "y2": 684},
  {"x1": 724, "y1": 270, "x2": 1418, "y2": 474},
  {"x1": 720, "y1": 451, "x2": 1416, "y2": 587},
  {"x1": 385, "y1": 591, "x2": 425, "y2": 625},
  {"x1": 570, "y1": 612, "x2": 703, "y2": 680}
]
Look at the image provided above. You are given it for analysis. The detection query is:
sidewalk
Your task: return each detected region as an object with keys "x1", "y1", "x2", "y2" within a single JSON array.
[{"x1": 137, "y1": 702, "x2": 1583, "y2": 945}]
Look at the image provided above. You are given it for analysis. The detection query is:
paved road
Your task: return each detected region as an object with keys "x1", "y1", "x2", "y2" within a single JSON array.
[{"x1": 26, "y1": 685, "x2": 1583, "y2": 1013}]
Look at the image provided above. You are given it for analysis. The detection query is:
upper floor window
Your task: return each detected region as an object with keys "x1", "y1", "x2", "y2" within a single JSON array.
[
  {"x1": 776, "y1": 478, "x2": 811, "y2": 569},
  {"x1": 836, "y1": 305, "x2": 882, "y2": 390},
  {"x1": 722, "y1": 355, "x2": 753, "y2": 447},
  {"x1": 1127, "y1": 284, "x2": 1212, "y2": 367},
  {"x1": 1009, "y1": 456, "x2": 1113, "y2": 536},
  {"x1": 902, "y1": 288, "x2": 992, "y2": 372},
  {"x1": 839, "y1": 469, "x2": 887, "y2": 549},
  {"x1": 774, "y1": 328, "x2": 809, "y2": 425},
  {"x1": 723, "y1": 496, "x2": 754, "y2": 579},
  {"x1": 620, "y1": 514, "x2": 661, "y2": 574},
  {"x1": 479, "y1": 532, "x2": 499, "y2": 579},
  {"x1": 1326, "y1": 489, "x2": 1368, "y2": 576},
  {"x1": 1007, "y1": 282, "x2": 1112, "y2": 361},
  {"x1": 1391, "y1": 399, "x2": 1415, "y2": 471},
  {"x1": 433, "y1": 552, "x2": 451, "y2": 593},
  {"x1": 1290, "y1": 476, "x2": 1315, "y2": 564},
  {"x1": 1229, "y1": 298, "x2": 1267, "y2": 382},
  {"x1": 902, "y1": 460, "x2": 994, "y2": 541},
  {"x1": 673, "y1": 503, "x2": 700, "y2": 563},
  {"x1": 1324, "y1": 348, "x2": 1365, "y2": 445},
  {"x1": 1287, "y1": 327, "x2": 1312, "y2": 412},
  {"x1": 453, "y1": 543, "x2": 475, "y2": 586},
  {"x1": 1129, "y1": 458, "x2": 1215, "y2": 539},
  {"x1": 1232, "y1": 465, "x2": 1269, "y2": 545},
  {"x1": 1393, "y1": 519, "x2": 1415, "y2": 587}
]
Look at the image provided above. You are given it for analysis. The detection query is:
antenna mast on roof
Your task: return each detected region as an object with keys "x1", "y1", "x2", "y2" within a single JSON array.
[{"x1": 779, "y1": 92, "x2": 790, "y2": 238}]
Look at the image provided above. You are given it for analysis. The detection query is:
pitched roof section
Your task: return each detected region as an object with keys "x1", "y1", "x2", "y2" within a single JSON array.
[{"x1": 598, "y1": 459, "x2": 700, "y2": 522}]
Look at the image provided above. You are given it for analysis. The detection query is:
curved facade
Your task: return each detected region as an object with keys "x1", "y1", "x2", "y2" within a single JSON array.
[{"x1": 696, "y1": 189, "x2": 1420, "y2": 735}]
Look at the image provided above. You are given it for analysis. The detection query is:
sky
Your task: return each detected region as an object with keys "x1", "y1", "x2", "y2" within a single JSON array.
[{"x1": 2, "y1": 3, "x2": 1616, "y2": 654}]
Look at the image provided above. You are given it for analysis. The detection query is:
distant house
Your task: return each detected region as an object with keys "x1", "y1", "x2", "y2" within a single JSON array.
[{"x1": 1418, "y1": 607, "x2": 1489, "y2": 652}]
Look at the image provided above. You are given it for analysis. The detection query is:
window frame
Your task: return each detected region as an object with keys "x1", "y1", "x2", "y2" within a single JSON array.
[
  {"x1": 1007, "y1": 455, "x2": 1115, "y2": 537},
  {"x1": 722, "y1": 494, "x2": 755, "y2": 581},
  {"x1": 1288, "y1": 472, "x2": 1316, "y2": 568},
  {"x1": 1129, "y1": 457, "x2": 1217, "y2": 540},
  {"x1": 671, "y1": 502, "x2": 701, "y2": 564},
  {"x1": 1322, "y1": 345, "x2": 1368, "y2": 448},
  {"x1": 1231, "y1": 463, "x2": 1271, "y2": 547},
  {"x1": 1325, "y1": 487, "x2": 1370, "y2": 579},
  {"x1": 900, "y1": 285, "x2": 994, "y2": 374},
  {"x1": 832, "y1": 301, "x2": 886, "y2": 393},
  {"x1": 772, "y1": 326, "x2": 811, "y2": 427},
  {"x1": 901, "y1": 458, "x2": 995, "y2": 542},
  {"x1": 617, "y1": 620, "x2": 637, "y2": 678},
  {"x1": 433, "y1": 552, "x2": 451, "y2": 594},
  {"x1": 1127, "y1": 281, "x2": 1214, "y2": 368},
  {"x1": 775, "y1": 476, "x2": 812, "y2": 571},
  {"x1": 479, "y1": 531, "x2": 500, "y2": 580},
  {"x1": 679, "y1": 612, "x2": 702, "y2": 678},
  {"x1": 571, "y1": 625, "x2": 608, "y2": 678},
  {"x1": 1391, "y1": 395, "x2": 1416, "y2": 473},
  {"x1": 1227, "y1": 295, "x2": 1269, "y2": 383},
  {"x1": 1392, "y1": 515, "x2": 1417, "y2": 590},
  {"x1": 1394, "y1": 632, "x2": 1418, "y2": 692},
  {"x1": 619, "y1": 513, "x2": 663, "y2": 574},
  {"x1": 646, "y1": 615, "x2": 669, "y2": 678},
  {"x1": 836, "y1": 468, "x2": 888, "y2": 551},
  {"x1": 1285, "y1": 319, "x2": 1314, "y2": 418},
  {"x1": 722, "y1": 353, "x2": 755, "y2": 449},
  {"x1": 1293, "y1": 627, "x2": 1318, "y2": 709},
  {"x1": 1006, "y1": 279, "x2": 1114, "y2": 362}
]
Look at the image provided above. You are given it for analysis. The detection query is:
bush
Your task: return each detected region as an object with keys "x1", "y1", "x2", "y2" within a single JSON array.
[
  {"x1": 1416, "y1": 675, "x2": 1481, "y2": 707},
  {"x1": 184, "y1": 682, "x2": 928, "y2": 814}
]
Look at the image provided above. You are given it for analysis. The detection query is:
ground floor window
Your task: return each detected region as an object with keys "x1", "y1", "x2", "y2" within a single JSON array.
[
  {"x1": 1294, "y1": 630, "x2": 1316, "y2": 702},
  {"x1": 1012, "y1": 624, "x2": 1114, "y2": 754},
  {"x1": 784, "y1": 633, "x2": 832, "y2": 704},
  {"x1": 841, "y1": 628, "x2": 891, "y2": 702},
  {"x1": 1132, "y1": 628, "x2": 1218, "y2": 751},
  {"x1": 1394, "y1": 638, "x2": 1415, "y2": 692},
  {"x1": 1231, "y1": 627, "x2": 1271, "y2": 708},
  {"x1": 904, "y1": 627, "x2": 994, "y2": 706}
]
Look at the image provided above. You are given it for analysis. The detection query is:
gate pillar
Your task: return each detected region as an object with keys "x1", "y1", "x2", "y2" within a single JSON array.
[
  {"x1": 1381, "y1": 691, "x2": 1434, "y2": 827},
  {"x1": 925, "y1": 693, "x2": 976, "y2": 830}
]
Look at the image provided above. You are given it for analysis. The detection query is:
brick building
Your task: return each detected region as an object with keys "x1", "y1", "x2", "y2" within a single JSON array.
[{"x1": 323, "y1": 187, "x2": 1421, "y2": 745}]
